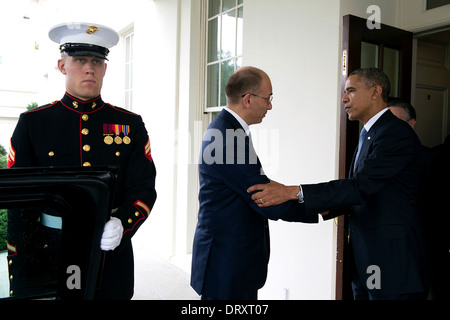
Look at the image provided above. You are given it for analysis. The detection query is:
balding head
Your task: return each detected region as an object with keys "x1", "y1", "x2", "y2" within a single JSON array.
[{"x1": 225, "y1": 66, "x2": 269, "y2": 105}]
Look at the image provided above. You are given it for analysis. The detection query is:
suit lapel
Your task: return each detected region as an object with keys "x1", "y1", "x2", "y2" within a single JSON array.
[
  {"x1": 351, "y1": 110, "x2": 395, "y2": 175},
  {"x1": 216, "y1": 109, "x2": 261, "y2": 167}
]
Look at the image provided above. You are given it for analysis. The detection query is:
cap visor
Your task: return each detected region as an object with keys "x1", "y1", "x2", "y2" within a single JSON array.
[{"x1": 65, "y1": 51, "x2": 108, "y2": 60}]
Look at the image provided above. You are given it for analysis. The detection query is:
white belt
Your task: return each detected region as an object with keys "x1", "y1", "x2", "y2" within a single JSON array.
[{"x1": 39, "y1": 213, "x2": 62, "y2": 229}]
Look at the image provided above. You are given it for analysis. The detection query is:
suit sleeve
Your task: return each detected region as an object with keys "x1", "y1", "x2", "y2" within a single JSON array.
[
  {"x1": 204, "y1": 131, "x2": 317, "y2": 223},
  {"x1": 301, "y1": 124, "x2": 417, "y2": 215}
]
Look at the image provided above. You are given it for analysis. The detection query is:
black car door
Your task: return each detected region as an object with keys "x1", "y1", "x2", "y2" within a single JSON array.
[{"x1": 0, "y1": 166, "x2": 117, "y2": 300}]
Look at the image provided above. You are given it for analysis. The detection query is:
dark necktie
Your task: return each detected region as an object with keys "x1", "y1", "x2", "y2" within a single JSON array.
[{"x1": 354, "y1": 128, "x2": 368, "y2": 166}]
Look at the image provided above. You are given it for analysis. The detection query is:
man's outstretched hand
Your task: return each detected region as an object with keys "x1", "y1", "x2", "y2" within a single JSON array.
[{"x1": 247, "y1": 180, "x2": 299, "y2": 207}]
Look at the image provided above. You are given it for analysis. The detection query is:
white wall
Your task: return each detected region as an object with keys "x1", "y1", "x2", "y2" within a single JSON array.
[
  {"x1": 242, "y1": 0, "x2": 342, "y2": 299},
  {"x1": 340, "y1": 0, "x2": 400, "y2": 27},
  {"x1": 399, "y1": 0, "x2": 450, "y2": 31},
  {"x1": 131, "y1": 0, "x2": 180, "y2": 258}
]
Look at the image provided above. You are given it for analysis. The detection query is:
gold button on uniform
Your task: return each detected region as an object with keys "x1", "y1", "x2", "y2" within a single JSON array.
[
  {"x1": 83, "y1": 162, "x2": 91, "y2": 167},
  {"x1": 115, "y1": 151, "x2": 120, "y2": 157},
  {"x1": 81, "y1": 128, "x2": 89, "y2": 135},
  {"x1": 48, "y1": 151, "x2": 55, "y2": 157},
  {"x1": 128, "y1": 218, "x2": 133, "y2": 224},
  {"x1": 135, "y1": 211, "x2": 140, "y2": 217},
  {"x1": 83, "y1": 145, "x2": 91, "y2": 152},
  {"x1": 82, "y1": 114, "x2": 89, "y2": 121}
]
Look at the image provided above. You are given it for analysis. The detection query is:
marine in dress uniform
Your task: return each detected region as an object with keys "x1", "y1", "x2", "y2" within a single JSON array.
[{"x1": 6, "y1": 22, "x2": 157, "y2": 299}]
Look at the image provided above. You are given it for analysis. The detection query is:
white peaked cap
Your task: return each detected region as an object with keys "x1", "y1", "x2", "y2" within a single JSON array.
[{"x1": 49, "y1": 22, "x2": 119, "y2": 48}]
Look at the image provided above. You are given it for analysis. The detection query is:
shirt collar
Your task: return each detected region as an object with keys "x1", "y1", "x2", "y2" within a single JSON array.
[
  {"x1": 224, "y1": 107, "x2": 250, "y2": 136},
  {"x1": 364, "y1": 108, "x2": 388, "y2": 132},
  {"x1": 61, "y1": 92, "x2": 104, "y2": 113}
]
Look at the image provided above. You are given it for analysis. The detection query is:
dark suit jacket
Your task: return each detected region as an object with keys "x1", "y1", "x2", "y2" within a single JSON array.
[
  {"x1": 191, "y1": 109, "x2": 317, "y2": 299},
  {"x1": 302, "y1": 110, "x2": 431, "y2": 295}
]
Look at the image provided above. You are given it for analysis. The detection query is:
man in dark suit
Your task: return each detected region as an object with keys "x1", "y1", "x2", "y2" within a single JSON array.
[
  {"x1": 248, "y1": 68, "x2": 431, "y2": 300},
  {"x1": 190, "y1": 67, "x2": 318, "y2": 300}
]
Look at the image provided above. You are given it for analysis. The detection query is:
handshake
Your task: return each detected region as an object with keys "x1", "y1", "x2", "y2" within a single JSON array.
[{"x1": 247, "y1": 180, "x2": 329, "y2": 216}]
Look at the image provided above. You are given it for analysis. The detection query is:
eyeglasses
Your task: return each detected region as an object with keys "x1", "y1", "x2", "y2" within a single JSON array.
[{"x1": 242, "y1": 93, "x2": 273, "y2": 103}]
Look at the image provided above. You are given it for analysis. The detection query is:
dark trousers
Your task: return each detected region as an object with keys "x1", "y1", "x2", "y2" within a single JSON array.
[
  {"x1": 351, "y1": 279, "x2": 428, "y2": 300},
  {"x1": 350, "y1": 254, "x2": 427, "y2": 300}
]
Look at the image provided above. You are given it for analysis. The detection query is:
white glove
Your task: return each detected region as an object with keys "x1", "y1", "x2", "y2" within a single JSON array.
[{"x1": 100, "y1": 217, "x2": 124, "y2": 251}]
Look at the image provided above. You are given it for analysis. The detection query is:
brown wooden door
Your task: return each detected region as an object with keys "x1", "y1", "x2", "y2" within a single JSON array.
[{"x1": 336, "y1": 15, "x2": 413, "y2": 300}]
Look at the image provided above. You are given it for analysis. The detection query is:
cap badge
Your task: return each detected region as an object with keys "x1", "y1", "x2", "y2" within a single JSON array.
[{"x1": 86, "y1": 26, "x2": 98, "y2": 35}]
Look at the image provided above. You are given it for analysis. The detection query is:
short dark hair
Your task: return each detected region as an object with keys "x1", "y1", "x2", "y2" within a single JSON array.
[
  {"x1": 388, "y1": 98, "x2": 417, "y2": 121},
  {"x1": 349, "y1": 68, "x2": 391, "y2": 103},
  {"x1": 225, "y1": 67, "x2": 265, "y2": 105}
]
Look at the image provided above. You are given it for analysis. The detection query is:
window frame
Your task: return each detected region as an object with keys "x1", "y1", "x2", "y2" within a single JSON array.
[
  {"x1": 204, "y1": 0, "x2": 244, "y2": 113},
  {"x1": 124, "y1": 30, "x2": 135, "y2": 111},
  {"x1": 426, "y1": 0, "x2": 450, "y2": 10}
]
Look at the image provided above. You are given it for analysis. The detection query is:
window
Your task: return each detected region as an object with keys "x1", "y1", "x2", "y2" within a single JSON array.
[
  {"x1": 427, "y1": 0, "x2": 450, "y2": 10},
  {"x1": 360, "y1": 42, "x2": 400, "y2": 98},
  {"x1": 205, "y1": 0, "x2": 244, "y2": 112},
  {"x1": 124, "y1": 31, "x2": 134, "y2": 110}
]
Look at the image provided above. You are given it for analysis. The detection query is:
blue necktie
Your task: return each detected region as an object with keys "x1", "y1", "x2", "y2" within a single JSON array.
[{"x1": 355, "y1": 128, "x2": 367, "y2": 165}]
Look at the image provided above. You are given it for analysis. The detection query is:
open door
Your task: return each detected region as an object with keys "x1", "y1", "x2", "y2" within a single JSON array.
[
  {"x1": 337, "y1": 15, "x2": 413, "y2": 300},
  {"x1": 0, "y1": 166, "x2": 117, "y2": 300}
]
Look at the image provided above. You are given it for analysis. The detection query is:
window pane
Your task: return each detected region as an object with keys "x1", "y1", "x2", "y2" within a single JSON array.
[
  {"x1": 221, "y1": 9, "x2": 236, "y2": 59},
  {"x1": 237, "y1": 7, "x2": 243, "y2": 56},
  {"x1": 124, "y1": 33, "x2": 134, "y2": 110},
  {"x1": 361, "y1": 42, "x2": 379, "y2": 68},
  {"x1": 125, "y1": 64, "x2": 131, "y2": 90},
  {"x1": 208, "y1": 17, "x2": 220, "y2": 63},
  {"x1": 383, "y1": 47, "x2": 400, "y2": 98},
  {"x1": 205, "y1": 0, "x2": 244, "y2": 111},
  {"x1": 207, "y1": 63, "x2": 220, "y2": 108},
  {"x1": 3, "y1": 207, "x2": 62, "y2": 298},
  {"x1": 223, "y1": 0, "x2": 236, "y2": 12},
  {"x1": 125, "y1": 34, "x2": 133, "y2": 62},
  {"x1": 129, "y1": 63, "x2": 133, "y2": 90},
  {"x1": 221, "y1": 59, "x2": 235, "y2": 106},
  {"x1": 208, "y1": 0, "x2": 220, "y2": 18},
  {"x1": 427, "y1": 0, "x2": 450, "y2": 10},
  {"x1": 126, "y1": 36, "x2": 131, "y2": 62}
]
